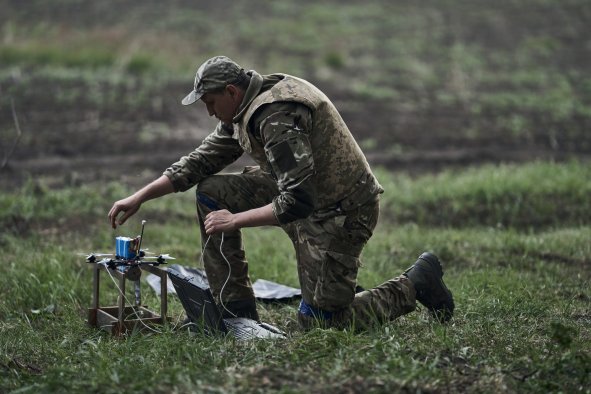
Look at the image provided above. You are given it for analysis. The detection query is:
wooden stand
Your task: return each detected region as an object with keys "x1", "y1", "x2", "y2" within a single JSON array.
[{"x1": 88, "y1": 264, "x2": 170, "y2": 336}]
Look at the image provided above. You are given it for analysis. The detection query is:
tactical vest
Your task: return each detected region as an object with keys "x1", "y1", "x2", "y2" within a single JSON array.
[{"x1": 235, "y1": 74, "x2": 383, "y2": 211}]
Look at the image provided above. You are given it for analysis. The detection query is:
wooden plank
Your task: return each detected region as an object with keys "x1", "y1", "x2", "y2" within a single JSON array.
[
  {"x1": 88, "y1": 308, "x2": 97, "y2": 326},
  {"x1": 117, "y1": 270, "x2": 126, "y2": 324},
  {"x1": 140, "y1": 265, "x2": 168, "y2": 322},
  {"x1": 96, "y1": 309, "x2": 117, "y2": 328},
  {"x1": 88, "y1": 264, "x2": 170, "y2": 336},
  {"x1": 92, "y1": 264, "x2": 100, "y2": 309},
  {"x1": 160, "y1": 271, "x2": 168, "y2": 320}
]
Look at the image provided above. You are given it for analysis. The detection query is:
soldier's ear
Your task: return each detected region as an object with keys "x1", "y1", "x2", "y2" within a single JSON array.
[
  {"x1": 225, "y1": 84, "x2": 238, "y2": 96},
  {"x1": 226, "y1": 84, "x2": 243, "y2": 103}
]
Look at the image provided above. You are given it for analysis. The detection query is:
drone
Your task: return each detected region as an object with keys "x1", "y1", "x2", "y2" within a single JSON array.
[
  {"x1": 84, "y1": 220, "x2": 173, "y2": 335},
  {"x1": 80, "y1": 220, "x2": 175, "y2": 272}
]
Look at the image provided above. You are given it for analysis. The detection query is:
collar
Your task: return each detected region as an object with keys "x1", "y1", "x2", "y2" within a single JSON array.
[{"x1": 232, "y1": 70, "x2": 263, "y2": 123}]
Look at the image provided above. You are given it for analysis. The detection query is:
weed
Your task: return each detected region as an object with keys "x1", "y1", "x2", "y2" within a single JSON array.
[
  {"x1": 1, "y1": 1, "x2": 590, "y2": 391},
  {"x1": 376, "y1": 160, "x2": 591, "y2": 229},
  {"x1": 126, "y1": 54, "x2": 156, "y2": 75},
  {"x1": 1, "y1": 161, "x2": 590, "y2": 391}
]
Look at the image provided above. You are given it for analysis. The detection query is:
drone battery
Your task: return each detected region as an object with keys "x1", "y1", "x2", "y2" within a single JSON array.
[{"x1": 116, "y1": 236, "x2": 137, "y2": 259}]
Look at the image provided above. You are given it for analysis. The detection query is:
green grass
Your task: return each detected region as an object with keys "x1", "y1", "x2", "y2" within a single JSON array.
[
  {"x1": 1, "y1": 161, "x2": 589, "y2": 392},
  {"x1": 0, "y1": 45, "x2": 116, "y2": 69},
  {"x1": 1, "y1": 1, "x2": 590, "y2": 390},
  {"x1": 376, "y1": 160, "x2": 591, "y2": 228}
]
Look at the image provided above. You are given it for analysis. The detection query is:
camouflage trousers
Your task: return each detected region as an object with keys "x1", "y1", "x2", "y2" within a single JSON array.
[{"x1": 195, "y1": 166, "x2": 416, "y2": 330}]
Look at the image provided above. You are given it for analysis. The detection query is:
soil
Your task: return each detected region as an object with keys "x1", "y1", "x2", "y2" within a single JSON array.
[
  {"x1": 1, "y1": 0, "x2": 590, "y2": 190},
  {"x1": 0, "y1": 78, "x2": 588, "y2": 190}
]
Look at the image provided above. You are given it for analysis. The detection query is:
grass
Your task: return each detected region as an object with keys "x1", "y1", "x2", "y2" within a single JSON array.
[
  {"x1": 376, "y1": 160, "x2": 591, "y2": 228},
  {"x1": 1, "y1": 1, "x2": 590, "y2": 391},
  {"x1": 1, "y1": 161, "x2": 590, "y2": 393}
]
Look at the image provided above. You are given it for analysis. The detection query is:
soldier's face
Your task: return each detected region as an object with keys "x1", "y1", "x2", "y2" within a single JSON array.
[{"x1": 201, "y1": 86, "x2": 242, "y2": 124}]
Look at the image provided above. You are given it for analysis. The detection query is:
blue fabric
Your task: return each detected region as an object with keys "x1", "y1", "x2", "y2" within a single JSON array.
[
  {"x1": 198, "y1": 193, "x2": 220, "y2": 211},
  {"x1": 298, "y1": 299, "x2": 334, "y2": 320}
]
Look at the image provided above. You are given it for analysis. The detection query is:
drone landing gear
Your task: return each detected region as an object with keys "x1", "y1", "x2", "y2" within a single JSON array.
[{"x1": 88, "y1": 263, "x2": 170, "y2": 336}]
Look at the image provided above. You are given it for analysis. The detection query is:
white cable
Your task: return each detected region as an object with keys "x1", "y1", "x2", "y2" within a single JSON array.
[
  {"x1": 218, "y1": 232, "x2": 237, "y2": 318},
  {"x1": 104, "y1": 265, "x2": 162, "y2": 333},
  {"x1": 100, "y1": 230, "x2": 238, "y2": 334},
  {"x1": 100, "y1": 262, "x2": 163, "y2": 334},
  {"x1": 199, "y1": 234, "x2": 212, "y2": 270}
]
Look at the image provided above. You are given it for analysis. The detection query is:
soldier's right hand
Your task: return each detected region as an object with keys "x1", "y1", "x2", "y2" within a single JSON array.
[{"x1": 108, "y1": 195, "x2": 141, "y2": 229}]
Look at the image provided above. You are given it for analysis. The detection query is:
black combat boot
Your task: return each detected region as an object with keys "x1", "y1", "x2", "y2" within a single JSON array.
[{"x1": 403, "y1": 252, "x2": 454, "y2": 322}]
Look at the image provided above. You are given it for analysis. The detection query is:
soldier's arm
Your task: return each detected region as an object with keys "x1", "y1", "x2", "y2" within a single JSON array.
[
  {"x1": 110, "y1": 122, "x2": 242, "y2": 229},
  {"x1": 204, "y1": 203, "x2": 277, "y2": 234},
  {"x1": 255, "y1": 103, "x2": 316, "y2": 224},
  {"x1": 204, "y1": 103, "x2": 315, "y2": 234},
  {"x1": 109, "y1": 175, "x2": 175, "y2": 228},
  {"x1": 163, "y1": 122, "x2": 244, "y2": 192}
]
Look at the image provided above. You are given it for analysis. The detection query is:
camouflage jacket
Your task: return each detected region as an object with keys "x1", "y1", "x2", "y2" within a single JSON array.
[{"x1": 164, "y1": 72, "x2": 383, "y2": 224}]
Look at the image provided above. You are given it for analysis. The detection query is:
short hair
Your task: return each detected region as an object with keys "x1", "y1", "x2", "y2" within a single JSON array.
[
  {"x1": 209, "y1": 70, "x2": 250, "y2": 94},
  {"x1": 233, "y1": 71, "x2": 251, "y2": 91}
]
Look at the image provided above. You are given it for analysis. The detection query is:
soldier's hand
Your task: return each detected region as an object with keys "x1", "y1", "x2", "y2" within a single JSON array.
[
  {"x1": 108, "y1": 196, "x2": 141, "y2": 229},
  {"x1": 204, "y1": 209, "x2": 237, "y2": 235}
]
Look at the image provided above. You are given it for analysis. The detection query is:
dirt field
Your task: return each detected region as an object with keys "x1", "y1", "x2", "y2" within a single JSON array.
[
  {"x1": 1, "y1": 77, "x2": 588, "y2": 191},
  {"x1": 1, "y1": 0, "x2": 590, "y2": 189}
]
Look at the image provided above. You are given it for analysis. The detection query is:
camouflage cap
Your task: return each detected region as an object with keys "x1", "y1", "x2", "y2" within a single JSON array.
[{"x1": 181, "y1": 56, "x2": 244, "y2": 105}]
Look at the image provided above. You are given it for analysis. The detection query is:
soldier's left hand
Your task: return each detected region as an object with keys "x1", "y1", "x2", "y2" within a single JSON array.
[{"x1": 204, "y1": 209, "x2": 237, "y2": 235}]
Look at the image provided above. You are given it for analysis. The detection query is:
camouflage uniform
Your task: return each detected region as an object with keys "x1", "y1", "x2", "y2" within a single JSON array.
[{"x1": 165, "y1": 70, "x2": 416, "y2": 329}]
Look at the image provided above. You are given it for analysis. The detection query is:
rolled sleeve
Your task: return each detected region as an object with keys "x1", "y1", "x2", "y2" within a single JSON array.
[
  {"x1": 257, "y1": 104, "x2": 316, "y2": 224},
  {"x1": 163, "y1": 122, "x2": 243, "y2": 192}
]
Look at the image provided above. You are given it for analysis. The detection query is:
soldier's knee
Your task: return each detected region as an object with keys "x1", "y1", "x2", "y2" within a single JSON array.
[
  {"x1": 195, "y1": 177, "x2": 222, "y2": 211},
  {"x1": 313, "y1": 275, "x2": 357, "y2": 312}
]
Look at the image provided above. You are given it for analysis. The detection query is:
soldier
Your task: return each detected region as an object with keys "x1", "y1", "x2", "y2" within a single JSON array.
[{"x1": 108, "y1": 56, "x2": 454, "y2": 330}]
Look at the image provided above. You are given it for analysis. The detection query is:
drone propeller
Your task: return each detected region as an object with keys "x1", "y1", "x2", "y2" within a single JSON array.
[
  {"x1": 143, "y1": 254, "x2": 175, "y2": 261},
  {"x1": 138, "y1": 249, "x2": 155, "y2": 257},
  {"x1": 78, "y1": 253, "x2": 114, "y2": 263},
  {"x1": 142, "y1": 254, "x2": 175, "y2": 265}
]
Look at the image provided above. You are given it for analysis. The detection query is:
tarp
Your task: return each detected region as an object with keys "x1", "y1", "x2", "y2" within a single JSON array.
[{"x1": 146, "y1": 264, "x2": 301, "y2": 302}]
